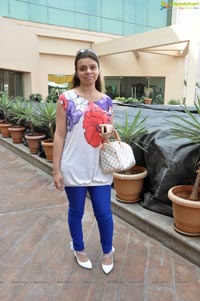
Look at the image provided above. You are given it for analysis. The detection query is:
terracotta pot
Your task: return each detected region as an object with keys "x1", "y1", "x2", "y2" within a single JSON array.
[
  {"x1": 113, "y1": 165, "x2": 148, "y2": 203},
  {"x1": 25, "y1": 133, "x2": 46, "y2": 154},
  {"x1": 168, "y1": 185, "x2": 200, "y2": 236},
  {"x1": 41, "y1": 138, "x2": 54, "y2": 162},
  {"x1": 8, "y1": 126, "x2": 26, "y2": 143},
  {"x1": 144, "y1": 97, "x2": 152, "y2": 104},
  {"x1": 0, "y1": 119, "x2": 5, "y2": 133},
  {"x1": 0, "y1": 123, "x2": 13, "y2": 138}
]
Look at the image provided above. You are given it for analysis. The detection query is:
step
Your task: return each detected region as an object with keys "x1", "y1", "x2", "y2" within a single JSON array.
[{"x1": 1, "y1": 136, "x2": 200, "y2": 267}]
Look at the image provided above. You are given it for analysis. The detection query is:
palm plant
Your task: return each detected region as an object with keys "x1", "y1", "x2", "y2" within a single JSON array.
[
  {"x1": 16, "y1": 101, "x2": 46, "y2": 153},
  {"x1": 19, "y1": 101, "x2": 39, "y2": 133},
  {"x1": 35, "y1": 101, "x2": 56, "y2": 162},
  {"x1": 113, "y1": 109, "x2": 148, "y2": 202},
  {"x1": 169, "y1": 96, "x2": 200, "y2": 201},
  {"x1": 36, "y1": 101, "x2": 56, "y2": 139},
  {"x1": 7, "y1": 98, "x2": 27, "y2": 143},
  {"x1": 10, "y1": 98, "x2": 26, "y2": 126},
  {"x1": 114, "y1": 110, "x2": 148, "y2": 151},
  {"x1": 169, "y1": 98, "x2": 200, "y2": 143},
  {"x1": 0, "y1": 93, "x2": 13, "y2": 123},
  {"x1": 0, "y1": 93, "x2": 14, "y2": 137}
]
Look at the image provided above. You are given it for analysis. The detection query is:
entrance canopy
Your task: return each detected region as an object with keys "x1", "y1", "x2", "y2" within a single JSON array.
[
  {"x1": 94, "y1": 22, "x2": 200, "y2": 105},
  {"x1": 94, "y1": 24, "x2": 190, "y2": 57}
]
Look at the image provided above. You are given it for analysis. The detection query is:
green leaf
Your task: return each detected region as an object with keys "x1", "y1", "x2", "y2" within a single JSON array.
[
  {"x1": 114, "y1": 110, "x2": 148, "y2": 151},
  {"x1": 168, "y1": 96, "x2": 200, "y2": 144}
]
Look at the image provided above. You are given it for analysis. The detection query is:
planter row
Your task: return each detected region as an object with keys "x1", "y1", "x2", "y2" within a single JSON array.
[
  {"x1": 0, "y1": 123, "x2": 53, "y2": 162},
  {"x1": 1, "y1": 122, "x2": 200, "y2": 237}
]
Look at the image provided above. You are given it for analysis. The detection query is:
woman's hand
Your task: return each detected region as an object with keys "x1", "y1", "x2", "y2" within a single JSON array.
[
  {"x1": 53, "y1": 171, "x2": 65, "y2": 191},
  {"x1": 99, "y1": 124, "x2": 114, "y2": 139}
]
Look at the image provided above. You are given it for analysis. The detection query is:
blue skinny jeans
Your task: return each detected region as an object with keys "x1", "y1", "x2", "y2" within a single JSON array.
[{"x1": 64, "y1": 185, "x2": 113, "y2": 254}]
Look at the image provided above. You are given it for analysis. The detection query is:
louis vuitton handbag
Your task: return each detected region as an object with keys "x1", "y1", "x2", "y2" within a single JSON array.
[{"x1": 99, "y1": 128, "x2": 136, "y2": 174}]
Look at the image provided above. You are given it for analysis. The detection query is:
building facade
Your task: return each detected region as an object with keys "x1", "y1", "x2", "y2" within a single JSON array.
[
  {"x1": 0, "y1": 0, "x2": 199, "y2": 104},
  {"x1": 0, "y1": 0, "x2": 170, "y2": 36}
]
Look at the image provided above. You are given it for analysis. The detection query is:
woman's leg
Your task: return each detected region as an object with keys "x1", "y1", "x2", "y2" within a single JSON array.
[
  {"x1": 64, "y1": 186, "x2": 87, "y2": 252},
  {"x1": 88, "y1": 185, "x2": 113, "y2": 254}
]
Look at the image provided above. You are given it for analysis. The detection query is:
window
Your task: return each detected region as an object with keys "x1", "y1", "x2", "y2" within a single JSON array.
[{"x1": 0, "y1": 69, "x2": 23, "y2": 97}]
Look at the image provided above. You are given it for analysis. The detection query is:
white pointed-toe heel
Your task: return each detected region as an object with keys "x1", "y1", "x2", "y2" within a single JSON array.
[
  {"x1": 70, "y1": 242, "x2": 92, "y2": 270},
  {"x1": 74, "y1": 251, "x2": 92, "y2": 269},
  {"x1": 102, "y1": 246, "x2": 115, "y2": 274}
]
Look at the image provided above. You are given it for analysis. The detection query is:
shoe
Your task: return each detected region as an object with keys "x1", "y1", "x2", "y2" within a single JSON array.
[
  {"x1": 102, "y1": 246, "x2": 115, "y2": 274},
  {"x1": 74, "y1": 251, "x2": 92, "y2": 269},
  {"x1": 70, "y1": 242, "x2": 92, "y2": 270}
]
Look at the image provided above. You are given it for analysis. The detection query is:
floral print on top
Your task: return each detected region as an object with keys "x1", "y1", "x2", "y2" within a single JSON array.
[
  {"x1": 83, "y1": 102, "x2": 111, "y2": 147},
  {"x1": 58, "y1": 90, "x2": 113, "y2": 186},
  {"x1": 59, "y1": 91, "x2": 113, "y2": 147}
]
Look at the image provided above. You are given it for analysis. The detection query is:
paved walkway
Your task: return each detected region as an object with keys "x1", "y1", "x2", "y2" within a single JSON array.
[{"x1": 1, "y1": 144, "x2": 200, "y2": 301}]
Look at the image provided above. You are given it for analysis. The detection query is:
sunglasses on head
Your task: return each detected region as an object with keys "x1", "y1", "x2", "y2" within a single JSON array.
[{"x1": 75, "y1": 48, "x2": 98, "y2": 59}]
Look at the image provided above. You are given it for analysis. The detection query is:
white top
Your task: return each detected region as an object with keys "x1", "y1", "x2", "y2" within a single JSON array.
[{"x1": 59, "y1": 90, "x2": 113, "y2": 186}]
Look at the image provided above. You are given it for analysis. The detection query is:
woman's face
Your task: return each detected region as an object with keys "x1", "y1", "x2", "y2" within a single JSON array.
[{"x1": 76, "y1": 57, "x2": 99, "y2": 86}]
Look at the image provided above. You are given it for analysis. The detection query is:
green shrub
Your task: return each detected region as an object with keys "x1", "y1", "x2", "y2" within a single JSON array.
[
  {"x1": 114, "y1": 97, "x2": 127, "y2": 102},
  {"x1": 114, "y1": 97, "x2": 140, "y2": 103},
  {"x1": 126, "y1": 97, "x2": 140, "y2": 103},
  {"x1": 168, "y1": 99, "x2": 181, "y2": 105}
]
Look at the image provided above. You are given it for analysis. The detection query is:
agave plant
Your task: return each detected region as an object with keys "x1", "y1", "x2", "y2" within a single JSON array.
[
  {"x1": 114, "y1": 110, "x2": 148, "y2": 151},
  {"x1": 169, "y1": 96, "x2": 200, "y2": 201},
  {"x1": 113, "y1": 110, "x2": 148, "y2": 199},
  {"x1": 19, "y1": 101, "x2": 39, "y2": 133},
  {"x1": 10, "y1": 98, "x2": 26, "y2": 126},
  {"x1": 0, "y1": 93, "x2": 13, "y2": 123},
  {"x1": 36, "y1": 101, "x2": 56, "y2": 139},
  {"x1": 169, "y1": 97, "x2": 200, "y2": 143}
]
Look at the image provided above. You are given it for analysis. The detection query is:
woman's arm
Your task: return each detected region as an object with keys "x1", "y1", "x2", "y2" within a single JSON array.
[{"x1": 53, "y1": 100, "x2": 67, "y2": 190}]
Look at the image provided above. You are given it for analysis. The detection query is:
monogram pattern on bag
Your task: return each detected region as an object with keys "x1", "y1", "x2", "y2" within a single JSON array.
[{"x1": 99, "y1": 141, "x2": 135, "y2": 174}]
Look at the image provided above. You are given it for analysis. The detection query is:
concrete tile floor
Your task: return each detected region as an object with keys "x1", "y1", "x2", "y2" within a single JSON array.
[{"x1": 1, "y1": 144, "x2": 200, "y2": 301}]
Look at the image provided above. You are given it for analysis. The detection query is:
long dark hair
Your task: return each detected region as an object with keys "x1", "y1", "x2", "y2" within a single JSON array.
[{"x1": 70, "y1": 49, "x2": 103, "y2": 92}]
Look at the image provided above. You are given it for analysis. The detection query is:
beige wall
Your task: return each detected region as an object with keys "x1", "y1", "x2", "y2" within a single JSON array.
[
  {"x1": 0, "y1": 16, "x2": 198, "y2": 105},
  {"x1": 39, "y1": 54, "x2": 74, "y2": 97},
  {"x1": 0, "y1": 17, "x2": 40, "y2": 95},
  {"x1": 100, "y1": 52, "x2": 185, "y2": 102},
  {"x1": 0, "y1": 18, "x2": 38, "y2": 72},
  {"x1": 0, "y1": 17, "x2": 119, "y2": 98}
]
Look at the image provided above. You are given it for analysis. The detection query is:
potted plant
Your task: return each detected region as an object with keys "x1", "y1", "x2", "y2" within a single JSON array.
[
  {"x1": 143, "y1": 78, "x2": 153, "y2": 104},
  {"x1": 168, "y1": 97, "x2": 200, "y2": 236},
  {"x1": 36, "y1": 101, "x2": 56, "y2": 162},
  {"x1": 113, "y1": 110, "x2": 148, "y2": 203},
  {"x1": 8, "y1": 98, "x2": 26, "y2": 143},
  {"x1": 126, "y1": 97, "x2": 140, "y2": 104},
  {"x1": 0, "y1": 93, "x2": 13, "y2": 138},
  {"x1": 20, "y1": 102, "x2": 46, "y2": 154}
]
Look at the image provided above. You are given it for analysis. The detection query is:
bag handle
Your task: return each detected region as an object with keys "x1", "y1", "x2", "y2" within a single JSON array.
[
  {"x1": 112, "y1": 128, "x2": 121, "y2": 141},
  {"x1": 103, "y1": 127, "x2": 121, "y2": 144}
]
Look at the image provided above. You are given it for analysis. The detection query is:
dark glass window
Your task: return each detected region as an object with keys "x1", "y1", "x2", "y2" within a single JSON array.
[
  {"x1": 105, "y1": 76, "x2": 165, "y2": 104},
  {"x1": 0, "y1": 69, "x2": 23, "y2": 97}
]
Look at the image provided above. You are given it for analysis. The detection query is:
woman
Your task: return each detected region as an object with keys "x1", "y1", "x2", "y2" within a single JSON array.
[{"x1": 53, "y1": 49, "x2": 115, "y2": 274}]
